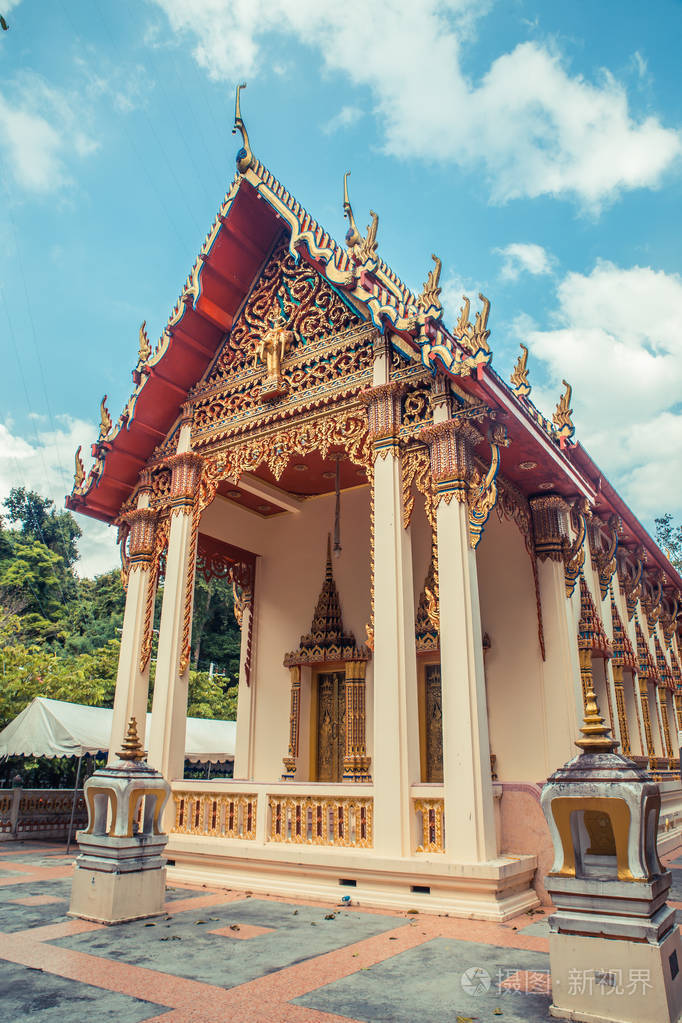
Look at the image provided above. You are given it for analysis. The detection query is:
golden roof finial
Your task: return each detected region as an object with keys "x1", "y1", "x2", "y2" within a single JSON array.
[
  {"x1": 575, "y1": 679, "x2": 618, "y2": 753},
  {"x1": 343, "y1": 171, "x2": 378, "y2": 265},
  {"x1": 418, "y1": 254, "x2": 443, "y2": 315},
  {"x1": 117, "y1": 716, "x2": 146, "y2": 762},
  {"x1": 510, "y1": 343, "x2": 531, "y2": 397},
  {"x1": 232, "y1": 82, "x2": 254, "y2": 174},
  {"x1": 74, "y1": 445, "x2": 85, "y2": 488},
  {"x1": 138, "y1": 320, "x2": 151, "y2": 364},
  {"x1": 553, "y1": 379, "x2": 575, "y2": 443},
  {"x1": 99, "y1": 395, "x2": 112, "y2": 442}
]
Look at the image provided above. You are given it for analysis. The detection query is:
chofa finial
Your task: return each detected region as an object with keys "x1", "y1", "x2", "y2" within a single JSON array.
[
  {"x1": 99, "y1": 396, "x2": 112, "y2": 442},
  {"x1": 418, "y1": 254, "x2": 443, "y2": 316},
  {"x1": 510, "y1": 343, "x2": 531, "y2": 397},
  {"x1": 343, "y1": 171, "x2": 378, "y2": 266},
  {"x1": 138, "y1": 320, "x2": 151, "y2": 364},
  {"x1": 233, "y1": 82, "x2": 254, "y2": 174},
  {"x1": 74, "y1": 445, "x2": 85, "y2": 488},
  {"x1": 553, "y1": 379, "x2": 575, "y2": 446}
]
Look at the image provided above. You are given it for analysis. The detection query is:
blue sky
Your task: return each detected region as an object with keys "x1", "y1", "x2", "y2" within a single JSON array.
[{"x1": 1, "y1": 0, "x2": 681, "y2": 575}]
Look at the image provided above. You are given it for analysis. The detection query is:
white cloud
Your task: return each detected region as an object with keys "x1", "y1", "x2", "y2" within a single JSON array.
[
  {"x1": 150, "y1": 0, "x2": 681, "y2": 208},
  {"x1": 0, "y1": 417, "x2": 119, "y2": 577},
  {"x1": 0, "y1": 73, "x2": 99, "y2": 193},
  {"x1": 496, "y1": 242, "x2": 554, "y2": 281},
  {"x1": 322, "y1": 105, "x2": 364, "y2": 136},
  {"x1": 518, "y1": 262, "x2": 682, "y2": 519},
  {"x1": 440, "y1": 271, "x2": 484, "y2": 325}
]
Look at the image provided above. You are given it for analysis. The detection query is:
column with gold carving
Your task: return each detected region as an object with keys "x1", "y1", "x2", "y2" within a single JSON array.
[
  {"x1": 364, "y1": 364, "x2": 420, "y2": 857},
  {"x1": 421, "y1": 414, "x2": 497, "y2": 862},
  {"x1": 108, "y1": 477, "x2": 158, "y2": 763},
  {"x1": 529, "y1": 494, "x2": 584, "y2": 770},
  {"x1": 148, "y1": 412, "x2": 203, "y2": 781}
]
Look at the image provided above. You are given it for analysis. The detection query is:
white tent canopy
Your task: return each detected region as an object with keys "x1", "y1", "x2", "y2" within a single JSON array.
[{"x1": 0, "y1": 697, "x2": 235, "y2": 763}]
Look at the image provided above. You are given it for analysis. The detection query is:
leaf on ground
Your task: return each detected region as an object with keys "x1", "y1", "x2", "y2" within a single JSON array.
[{"x1": 229, "y1": 924, "x2": 240, "y2": 931}]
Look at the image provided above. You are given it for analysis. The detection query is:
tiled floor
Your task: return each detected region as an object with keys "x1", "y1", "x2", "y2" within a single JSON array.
[{"x1": 0, "y1": 839, "x2": 676, "y2": 1022}]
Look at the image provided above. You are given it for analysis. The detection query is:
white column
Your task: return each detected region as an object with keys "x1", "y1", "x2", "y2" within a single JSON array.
[
  {"x1": 530, "y1": 495, "x2": 583, "y2": 772},
  {"x1": 423, "y1": 417, "x2": 497, "y2": 863},
  {"x1": 364, "y1": 371, "x2": 420, "y2": 858},
  {"x1": 148, "y1": 421, "x2": 203, "y2": 782},
  {"x1": 108, "y1": 484, "x2": 157, "y2": 764}
]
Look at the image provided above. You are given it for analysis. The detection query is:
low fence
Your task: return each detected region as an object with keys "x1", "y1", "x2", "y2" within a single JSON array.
[{"x1": 0, "y1": 788, "x2": 87, "y2": 841}]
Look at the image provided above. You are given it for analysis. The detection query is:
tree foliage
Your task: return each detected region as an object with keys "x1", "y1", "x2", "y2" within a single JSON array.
[
  {"x1": 0, "y1": 487, "x2": 241, "y2": 740},
  {"x1": 655, "y1": 513, "x2": 682, "y2": 571}
]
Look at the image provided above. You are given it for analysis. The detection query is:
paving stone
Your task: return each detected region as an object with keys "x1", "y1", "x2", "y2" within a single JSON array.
[
  {"x1": 294, "y1": 937, "x2": 552, "y2": 1023},
  {"x1": 0, "y1": 959, "x2": 167, "y2": 1022},
  {"x1": 53, "y1": 900, "x2": 406, "y2": 989}
]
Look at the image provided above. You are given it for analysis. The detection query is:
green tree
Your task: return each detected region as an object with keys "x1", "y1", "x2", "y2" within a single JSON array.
[
  {"x1": 655, "y1": 514, "x2": 682, "y2": 571},
  {"x1": 3, "y1": 487, "x2": 82, "y2": 568},
  {"x1": 0, "y1": 536, "x2": 68, "y2": 642}
]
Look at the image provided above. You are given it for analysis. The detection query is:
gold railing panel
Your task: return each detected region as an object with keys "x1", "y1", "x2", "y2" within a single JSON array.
[
  {"x1": 172, "y1": 792, "x2": 257, "y2": 840},
  {"x1": 268, "y1": 795, "x2": 373, "y2": 848},
  {"x1": 414, "y1": 798, "x2": 445, "y2": 853}
]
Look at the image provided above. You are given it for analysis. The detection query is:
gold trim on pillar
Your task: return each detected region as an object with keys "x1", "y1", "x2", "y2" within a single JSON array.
[
  {"x1": 343, "y1": 659, "x2": 371, "y2": 782},
  {"x1": 282, "y1": 665, "x2": 301, "y2": 779},
  {"x1": 612, "y1": 664, "x2": 631, "y2": 756}
]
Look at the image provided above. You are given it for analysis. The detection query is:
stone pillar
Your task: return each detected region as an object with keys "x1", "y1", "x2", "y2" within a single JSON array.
[
  {"x1": 148, "y1": 417, "x2": 203, "y2": 782},
  {"x1": 530, "y1": 494, "x2": 583, "y2": 770},
  {"x1": 422, "y1": 417, "x2": 497, "y2": 863},
  {"x1": 109, "y1": 480, "x2": 157, "y2": 763},
  {"x1": 364, "y1": 378, "x2": 420, "y2": 857}
]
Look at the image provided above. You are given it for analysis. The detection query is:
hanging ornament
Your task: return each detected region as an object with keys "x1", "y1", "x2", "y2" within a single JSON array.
[{"x1": 333, "y1": 453, "x2": 343, "y2": 558}]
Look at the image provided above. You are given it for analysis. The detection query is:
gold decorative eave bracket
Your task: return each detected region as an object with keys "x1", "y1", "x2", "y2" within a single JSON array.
[
  {"x1": 468, "y1": 424, "x2": 510, "y2": 550},
  {"x1": 563, "y1": 497, "x2": 591, "y2": 597}
]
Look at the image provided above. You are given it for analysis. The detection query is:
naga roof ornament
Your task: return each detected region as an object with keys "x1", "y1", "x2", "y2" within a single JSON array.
[
  {"x1": 510, "y1": 343, "x2": 531, "y2": 398},
  {"x1": 343, "y1": 172, "x2": 379, "y2": 271},
  {"x1": 137, "y1": 320, "x2": 151, "y2": 364},
  {"x1": 232, "y1": 82, "x2": 254, "y2": 174},
  {"x1": 418, "y1": 255, "x2": 443, "y2": 318},
  {"x1": 73, "y1": 445, "x2": 85, "y2": 489},
  {"x1": 552, "y1": 379, "x2": 575, "y2": 448},
  {"x1": 99, "y1": 395, "x2": 112, "y2": 442}
]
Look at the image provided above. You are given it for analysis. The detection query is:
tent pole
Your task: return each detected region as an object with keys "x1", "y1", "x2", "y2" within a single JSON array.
[{"x1": 66, "y1": 754, "x2": 83, "y2": 855}]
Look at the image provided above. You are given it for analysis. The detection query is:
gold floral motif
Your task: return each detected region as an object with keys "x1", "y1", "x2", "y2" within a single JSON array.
[
  {"x1": 268, "y1": 795, "x2": 373, "y2": 848},
  {"x1": 594, "y1": 514, "x2": 620, "y2": 600},
  {"x1": 172, "y1": 790, "x2": 257, "y2": 839},
  {"x1": 414, "y1": 798, "x2": 445, "y2": 853}
]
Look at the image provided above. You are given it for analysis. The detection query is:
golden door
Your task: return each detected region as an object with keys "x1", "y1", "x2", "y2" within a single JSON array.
[
  {"x1": 316, "y1": 671, "x2": 346, "y2": 783},
  {"x1": 425, "y1": 663, "x2": 444, "y2": 783}
]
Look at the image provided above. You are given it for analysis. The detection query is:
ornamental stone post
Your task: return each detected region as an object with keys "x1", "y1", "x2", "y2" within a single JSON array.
[{"x1": 148, "y1": 411, "x2": 203, "y2": 783}]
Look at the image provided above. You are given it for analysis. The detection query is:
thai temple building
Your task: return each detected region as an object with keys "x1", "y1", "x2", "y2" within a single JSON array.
[{"x1": 67, "y1": 88, "x2": 682, "y2": 920}]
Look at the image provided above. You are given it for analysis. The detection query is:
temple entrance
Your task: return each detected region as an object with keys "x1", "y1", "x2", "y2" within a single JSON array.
[
  {"x1": 424, "y1": 662, "x2": 444, "y2": 783},
  {"x1": 316, "y1": 671, "x2": 346, "y2": 783}
]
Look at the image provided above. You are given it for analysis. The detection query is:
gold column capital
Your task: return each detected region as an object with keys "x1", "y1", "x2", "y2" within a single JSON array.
[
  {"x1": 420, "y1": 417, "x2": 482, "y2": 500},
  {"x1": 123, "y1": 507, "x2": 158, "y2": 566},
  {"x1": 360, "y1": 382, "x2": 404, "y2": 454},
  {"x1": 166, "y1": 451, "x2": 203, "y2": 511}
]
